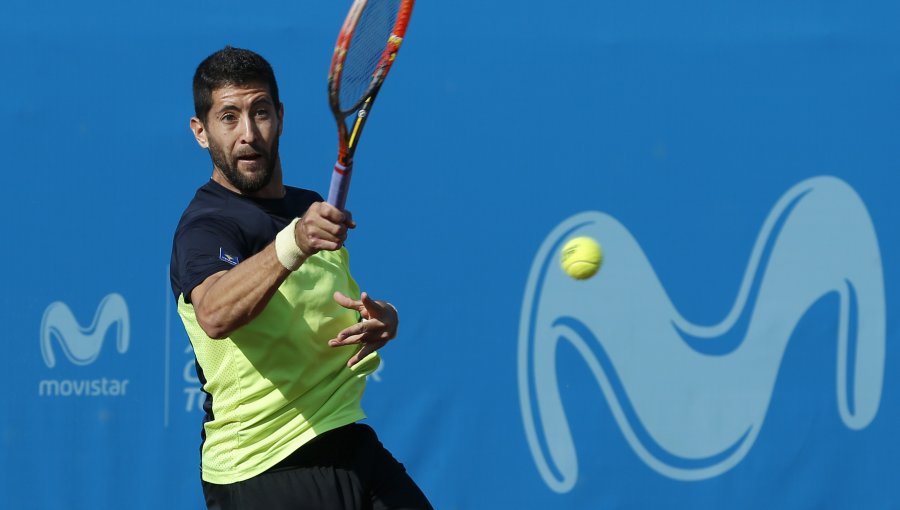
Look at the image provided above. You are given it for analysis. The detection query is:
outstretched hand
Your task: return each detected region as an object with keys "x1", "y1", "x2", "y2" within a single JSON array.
[{"x1": 328, "y1": 291, "x2": 399, "y2": 368}]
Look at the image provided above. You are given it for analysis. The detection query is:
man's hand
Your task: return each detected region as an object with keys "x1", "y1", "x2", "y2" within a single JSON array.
[
  {"x1": 294, "y1": 202, "x2": 356, "y2": 255},
  {"x1": 328, "y1": 291, "x2": 399, "y2": 368}
]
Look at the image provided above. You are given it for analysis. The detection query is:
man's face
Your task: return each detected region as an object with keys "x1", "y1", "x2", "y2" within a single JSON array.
[{"x1": 195, "y1": 83, "x2": 283, "y2": 194}]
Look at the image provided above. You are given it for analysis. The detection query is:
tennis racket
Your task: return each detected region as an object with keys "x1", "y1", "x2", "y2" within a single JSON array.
[{"x1": 326, "y1": 0, "x2": 415, "y2": 210}]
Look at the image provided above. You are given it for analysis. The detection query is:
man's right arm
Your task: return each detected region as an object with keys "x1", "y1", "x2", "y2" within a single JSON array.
[{"x1": 191, "y1": 202, "x2": 355, "y2": 339}]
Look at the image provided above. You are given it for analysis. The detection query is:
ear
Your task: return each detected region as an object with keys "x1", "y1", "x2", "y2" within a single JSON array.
[
  {"x1": 190, "y1": 117, "x2": 209, "y2": 148},
  {"x1": 277, "y1": 103, "x2": 284, "y2": 136}
]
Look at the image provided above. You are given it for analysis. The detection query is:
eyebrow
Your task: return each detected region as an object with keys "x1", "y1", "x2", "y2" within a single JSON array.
[
  {"x1": 214, "y1": 97, "x2": 274, "y2": 115},
  {"x1": 216, "y1": 105, "x2": 241, "y2": 114},
  {"x1": 250, "y1": 97, "x2": 275, "y2": 108}
]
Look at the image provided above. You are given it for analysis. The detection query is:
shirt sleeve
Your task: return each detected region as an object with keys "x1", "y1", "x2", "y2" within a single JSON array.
[{"x1": 172, "y1": 215, "x2": 249, "y2": 304}]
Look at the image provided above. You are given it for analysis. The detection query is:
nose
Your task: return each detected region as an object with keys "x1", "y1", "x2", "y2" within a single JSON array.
[{"x1": 240, "y1": 115, "x2": 260, "y2": 144}]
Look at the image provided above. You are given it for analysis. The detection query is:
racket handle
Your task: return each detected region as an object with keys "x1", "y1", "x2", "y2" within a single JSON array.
[{"x1": 327, "y1": 161, "x2": 352, "y2": 210}]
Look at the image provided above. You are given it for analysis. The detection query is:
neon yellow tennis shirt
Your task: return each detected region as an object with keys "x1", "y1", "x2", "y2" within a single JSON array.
[{"x1": 171, "y1": 181, "x2": 379, "y2": 484}]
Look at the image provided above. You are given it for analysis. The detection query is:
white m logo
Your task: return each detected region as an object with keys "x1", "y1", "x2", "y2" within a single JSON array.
[
  {"x1": 519, "y1": 176, "x2": 885, "y2": 490},
  {"x1": 40, "y1": 293, "x2": 130, "y2": 368}
]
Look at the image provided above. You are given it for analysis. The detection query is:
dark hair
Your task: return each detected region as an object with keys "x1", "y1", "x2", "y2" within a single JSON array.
[{"x1": 192, "y1": 46, "x2": 281, "y2": 123}]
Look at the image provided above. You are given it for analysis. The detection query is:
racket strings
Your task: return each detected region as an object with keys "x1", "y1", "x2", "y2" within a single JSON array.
[{"x1": 339, "y1": 0, "x2": 400, "y2": 111}]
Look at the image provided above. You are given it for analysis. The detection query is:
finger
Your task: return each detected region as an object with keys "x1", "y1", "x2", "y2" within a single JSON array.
[
  {"x1": 303, "y1": 204, "x2": 349, "y2": 235},
  {"x1": 342, "y1": 210, "x2": 357, "y2": 229},
  {"x1": 305, "y1": 218, "x2": 347, "y2": 240},
  {"x1": 329, "y1": 333, "x2": 365, "y2": 347},
  {"x1": 331, "y1": 322, "x2": 366, "y2": 343},
  {"x1": 329, "y1": 319, "x2": 392, "y2": 347},
  {"x1": 333, "y1": 291, "x2": 362, "y2": 311},
  {"x1": 359, "y1": 292, "x2": 384, "y2": 317},
  {"x1": 347, "y1": 340, "x2": 387, "y2": 368},
  {"x1": 347, "y1": 347, "x2": 371, "y2": 368},
  {"x1": 295, "y1": 213, "x2": 345, "y2": 254},
  {"x1": 322, "y1": 219, "x2": 349, "y2": 237},
  {"x1": 346, "y1": 350, "x2": 365, "y2": 368},
  {"x1": 318, "y1": 202, "x2": 353, "y2": 225}
]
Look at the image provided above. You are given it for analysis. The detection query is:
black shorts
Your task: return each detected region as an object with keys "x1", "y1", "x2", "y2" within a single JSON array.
[{"x1": 201, "y1": 423, "x2": 433, "y2": 510}]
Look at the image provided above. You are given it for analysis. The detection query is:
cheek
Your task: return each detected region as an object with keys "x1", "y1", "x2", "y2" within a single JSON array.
[
  {"x1": 207, "y1": 138, "x2": 229, "y2": 160},
  {"x1": 265, "y1": 119, "x2": 282, "y2": 139},
  {"x1": 259, "y1": 126, "x2": 280, "y2": 152},
  {"x1": 207, "y1": 132, "x2": 232, "y2": 153}
]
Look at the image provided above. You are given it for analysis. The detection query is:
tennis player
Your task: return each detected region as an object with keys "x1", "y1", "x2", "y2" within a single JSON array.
[{"x1": 170, "y1": 46, "x2": 432, "y2": 510}]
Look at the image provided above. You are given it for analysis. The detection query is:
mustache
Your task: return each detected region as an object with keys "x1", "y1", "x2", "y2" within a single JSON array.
[{"x1": 234, "y1": 148, "x2": 266, "y2": 159}]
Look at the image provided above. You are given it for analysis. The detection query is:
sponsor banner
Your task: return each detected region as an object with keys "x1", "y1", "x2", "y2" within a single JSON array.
[{"x1": 3, "y1": 1, "x2": 899, "y2": 509}]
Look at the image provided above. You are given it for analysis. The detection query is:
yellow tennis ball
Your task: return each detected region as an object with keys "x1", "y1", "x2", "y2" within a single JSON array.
[{"x1": 560, "y1": 236, "x2": 603, "y2": 280}]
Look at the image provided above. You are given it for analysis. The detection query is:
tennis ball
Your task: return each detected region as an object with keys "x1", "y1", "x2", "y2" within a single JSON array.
[{"x1": 560, "y1": 236, "x2": 603, "y2": 280}]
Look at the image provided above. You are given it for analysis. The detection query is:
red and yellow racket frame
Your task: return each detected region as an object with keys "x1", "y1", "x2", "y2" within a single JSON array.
[{"x1": 326, "y1": 0, "x2": 415, "y2": 209}]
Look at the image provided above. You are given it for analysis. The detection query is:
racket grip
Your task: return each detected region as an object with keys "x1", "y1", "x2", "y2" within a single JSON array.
[{"x1": 326, "y1": 161, "x2": 352, "y2": 210}]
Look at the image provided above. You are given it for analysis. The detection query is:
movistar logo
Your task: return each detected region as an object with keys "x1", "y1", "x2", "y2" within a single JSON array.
[
  {"x1": 518, "y1": 176, "x2": 885, "y2": 491},
  {"x1": 38, "y1": 293, "x2": 131, "y2": 397}
]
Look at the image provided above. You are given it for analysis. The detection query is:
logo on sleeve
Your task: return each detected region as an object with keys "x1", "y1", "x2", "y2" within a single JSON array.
[{"x1": 219, "y1": 248, "x2": 240, "y2": 266}]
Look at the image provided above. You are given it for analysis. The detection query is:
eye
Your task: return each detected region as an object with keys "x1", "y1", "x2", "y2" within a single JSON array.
[
  {"x1": 221, "y1": 113, "x2": 237, "y2": 123},
  {"x1": 255, "y1": 108, "x2": 270, "y2": 119}
]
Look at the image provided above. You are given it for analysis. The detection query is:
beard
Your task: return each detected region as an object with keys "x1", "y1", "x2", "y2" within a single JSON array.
[{"x1": 207, "y1": 137, "x2": 279, "y2": 194}]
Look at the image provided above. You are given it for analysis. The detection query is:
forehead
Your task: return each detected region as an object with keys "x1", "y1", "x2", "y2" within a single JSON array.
[{"x1": 210, "y1": 82, "x2": 275, "y2": 108}]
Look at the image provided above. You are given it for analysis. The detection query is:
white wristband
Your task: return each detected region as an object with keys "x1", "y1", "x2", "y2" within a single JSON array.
[{"x1": 275, "y1": 218, "x2": 306, "y2": 271}]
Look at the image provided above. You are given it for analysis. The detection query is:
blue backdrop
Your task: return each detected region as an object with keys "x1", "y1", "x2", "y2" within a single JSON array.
[{"x1": 2, "y1": 1, "x2": 898, "y2": 508}]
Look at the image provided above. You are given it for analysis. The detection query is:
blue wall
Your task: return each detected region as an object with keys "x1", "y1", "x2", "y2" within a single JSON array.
[{"x1": 2, "y1": 1, "x2": 898, "y2": 508}]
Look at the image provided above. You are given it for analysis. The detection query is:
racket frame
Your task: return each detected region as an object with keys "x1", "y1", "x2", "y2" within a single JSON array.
[{"x1": 326, "y1": 0, "x2": 414, "y2": 209}]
